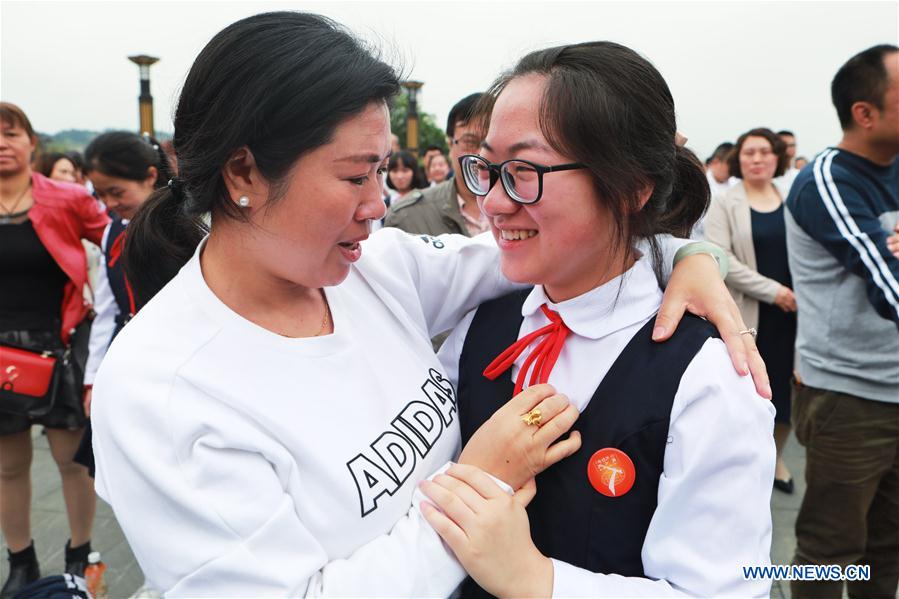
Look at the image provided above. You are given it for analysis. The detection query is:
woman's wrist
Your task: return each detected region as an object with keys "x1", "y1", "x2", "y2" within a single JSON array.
[
  {"x1": 501, "y1": 553, "x2": 554, "y2": 598},
  {"x1": 673, "y1": 241, "x2": 729, "y2": 279}
]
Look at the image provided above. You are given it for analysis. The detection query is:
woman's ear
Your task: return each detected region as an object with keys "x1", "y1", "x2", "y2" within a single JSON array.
[
  {"x1": 144, "y1": 166, "x2": 158, "y2": 188},
  {"x1": 636, "y1": 184, "x2": 655, "y2": 211},
  {"x1": 222, "y1": 146, "x2": 268, "y2": 208}
]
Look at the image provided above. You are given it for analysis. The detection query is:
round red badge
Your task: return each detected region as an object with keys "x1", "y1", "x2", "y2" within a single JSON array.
[{"x1": 588, "y1": 448, "x2": 636, "y2": 497}]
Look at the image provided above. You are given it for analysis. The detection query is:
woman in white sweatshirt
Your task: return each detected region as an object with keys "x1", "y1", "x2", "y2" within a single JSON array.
[{"x1": 91, "y1": 14, "x2": 767, "y2": 597}]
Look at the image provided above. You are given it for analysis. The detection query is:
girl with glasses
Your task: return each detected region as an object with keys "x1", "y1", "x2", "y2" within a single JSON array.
[
  {"x1": 423, "y1": 42, "x2": 776, "y2": 598},
  {"x1": 89, "y1": 15, "x2": 765, "y2": 595}
]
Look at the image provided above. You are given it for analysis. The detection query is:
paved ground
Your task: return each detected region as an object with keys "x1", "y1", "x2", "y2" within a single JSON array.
[
  {"x1": 1, "y1": 428, "x2": 144, "y2": 596},
  {"x1": 0, "y1": 426, "x2": 888, "y2": 597}
]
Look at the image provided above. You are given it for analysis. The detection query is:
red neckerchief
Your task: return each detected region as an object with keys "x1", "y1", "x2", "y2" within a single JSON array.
[
  {"x1": 107, "y1": 230, "x2": 137, "y2": 317},
  {"x1": 483, "y1": 304, "x2": 571, "y2": 396}
]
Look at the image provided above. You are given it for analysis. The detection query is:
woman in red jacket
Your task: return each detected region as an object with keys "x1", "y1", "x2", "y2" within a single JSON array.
[{"x1": 0, "y1": 102, "x2": 109, "y2": 595}]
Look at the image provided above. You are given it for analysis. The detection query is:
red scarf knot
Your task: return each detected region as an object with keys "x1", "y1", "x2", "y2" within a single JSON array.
[{"x1": 483, "y1": 304, "x2": 571, "y2": 396}]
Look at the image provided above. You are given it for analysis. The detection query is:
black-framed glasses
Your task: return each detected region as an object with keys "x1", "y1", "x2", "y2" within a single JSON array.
[
  {"x1": 450, "y1": 135, "x2": 483, "y2": 152},
  {"x1": 458, "y1": 154, "x2": 587, "y2": 204}
]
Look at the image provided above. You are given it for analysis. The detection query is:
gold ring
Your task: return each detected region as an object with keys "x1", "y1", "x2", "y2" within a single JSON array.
[
  {"x1": 522, "y1": 408, "x2": 542, "y2": 426},
  {"x1": 739, "y1": 328, "x2": 758, "y2": 339}
]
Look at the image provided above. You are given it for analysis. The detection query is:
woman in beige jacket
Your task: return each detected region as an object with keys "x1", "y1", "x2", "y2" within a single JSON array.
[{"x1": 704, "y1": 127, "x2": 797, "y2": 493}]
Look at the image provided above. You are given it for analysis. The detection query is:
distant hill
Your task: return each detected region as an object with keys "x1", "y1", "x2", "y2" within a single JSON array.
[{"x1": 37, "y1": 129, "x2": 173, "y2": 153}]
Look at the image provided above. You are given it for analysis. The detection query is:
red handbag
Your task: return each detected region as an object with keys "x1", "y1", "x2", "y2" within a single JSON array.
[{"x1": 0, "y1": 343, "x2": 62, "y2": 416}]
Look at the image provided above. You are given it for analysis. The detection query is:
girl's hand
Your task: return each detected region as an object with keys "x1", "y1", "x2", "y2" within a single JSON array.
[
  {"x1": 654, "y1": 254, "x2": 772, "y2": 399},
  {"x1": 420, "y1": 464, "x2": 553, "y2": 598},
  {"x1": 458, "y1": 384, "x2": 581, "y2": 489}
]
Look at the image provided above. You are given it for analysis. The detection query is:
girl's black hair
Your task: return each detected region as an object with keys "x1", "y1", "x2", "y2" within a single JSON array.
[
  {"x1": 84, "y1": 131, "x2": 174, "y2": 189},
  {"x1": 386, "y1": 150, "x2": 426, "y2": 191},
  {"x1": 478, "y1": 41, "x2": 710, "y2": 279},
  {"x1": 124, "y1": 11, "x2": 400, "y2": 303}
]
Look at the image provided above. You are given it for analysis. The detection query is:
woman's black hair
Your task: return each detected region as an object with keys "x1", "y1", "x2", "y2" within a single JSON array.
[
  {"x1": 727, "y1": 127, "x2": 788, "y2": 179},
  {"x1": 386, "y1": 150, "x2": 426, "y2": 191},
  {"x1": 36, "y1": 152, "x2": 75, "y2": 179},
  {"x1": 124, "y1": 11, "x2": 400, "y2": 302},
  {"x1": 84, "y1": 131, "x2": 174, "y2": 188},
  {"x1": 65, "y1": 150, "x2": 84, "y2": 173},
  {"x1": 477, "y1": 41, "x2": 710, "y2": 279}
]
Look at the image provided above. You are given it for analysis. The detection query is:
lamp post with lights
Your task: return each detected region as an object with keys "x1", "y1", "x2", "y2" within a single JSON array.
[
  {"x1": 128, "y1": 54, "x2": 159, "y2": 137},
  {"x1": 401, "y1": 80, "x2": 424, "y2": 155}
]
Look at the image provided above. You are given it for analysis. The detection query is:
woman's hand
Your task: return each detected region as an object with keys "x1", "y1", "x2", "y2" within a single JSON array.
[
  {"x1": 774, "y1": 286, "x2": 798, "y2": 313},
  {"x1": 458, "y1": 384, "x2": 581, "y2": 490},
  {"x1": 420, "y1": 464, "x2": 553, "y2": 598},
  {"x1": 653, "y1": 253, "x2": 772, "y2": 399}
]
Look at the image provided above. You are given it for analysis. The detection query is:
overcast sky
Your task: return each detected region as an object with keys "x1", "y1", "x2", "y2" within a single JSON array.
[{"x1": 2, "y1": 0, "x2": 897, "y2": 160}]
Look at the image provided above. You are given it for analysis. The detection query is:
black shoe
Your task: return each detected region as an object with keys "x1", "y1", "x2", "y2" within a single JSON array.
[
  {"x1": 1, "y1": 542, "x2": 40, "y2": 599},
  {"x1": 64, "y1": 539, "x2": 91, "y2": 578},
  {"x1": 773, "y1": 477, "x2": 794, "y2": 494}
]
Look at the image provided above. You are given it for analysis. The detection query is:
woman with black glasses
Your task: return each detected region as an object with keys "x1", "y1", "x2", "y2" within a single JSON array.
[{"x1": 423, "y1": 41, "x2": 776, "y2": 598}]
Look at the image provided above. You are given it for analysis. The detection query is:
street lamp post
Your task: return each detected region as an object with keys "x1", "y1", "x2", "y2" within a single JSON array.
[
  {"x1": 128, "y1": 54, "x2": 159, "y2": 137},
  {"x1": 401, "y1": 80, "x2": 424, "y2": 155}
]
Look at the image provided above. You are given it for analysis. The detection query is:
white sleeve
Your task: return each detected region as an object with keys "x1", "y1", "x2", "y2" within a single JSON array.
[
  {"x1": 364, "y1": 230, "x2": 696, "y2": 339},
  {"x1": 84, "y1": 225, "x2": 117, "y2": 386},
  {"x1": 636, "y1": 235, "x2": 692, "y2": 284},
  {"x1": 550, "y1": 339, "x2": 776, "y2": 598},
  {"x1": 93, "y1": 379, "x2": 465, "y2": 597},
  {"x1": 436, "y1": 309, "x2": 476, "y2": 390},
  {"x1": 363, "y1": 227, "x2": 516, "y2": 338}
]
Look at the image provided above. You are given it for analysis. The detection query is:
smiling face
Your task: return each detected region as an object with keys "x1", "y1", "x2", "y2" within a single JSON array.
[
  {"x1": 243, "y1": 100, "x2": 392, "y2": 289},
  {"x1": 738, "y1": 135, "x2": 778, "y2": 185},
  {"x1": 89, "y1": 168, "x2": 157, "y2": 220},
  {"x1": 426, "y1": 153, "x2": 450, "y2": 183},
  {"x1": 479, "y1": 74, "x2": 624, "y2": 302}
]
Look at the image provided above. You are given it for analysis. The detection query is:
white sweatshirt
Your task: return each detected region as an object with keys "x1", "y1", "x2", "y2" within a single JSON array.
[
  {"x1": 91, "y1": 228, "x2": 690, "y2": 596},
  {"x1": 439, "y1": 255, "x2": 776, "y2": 597}
]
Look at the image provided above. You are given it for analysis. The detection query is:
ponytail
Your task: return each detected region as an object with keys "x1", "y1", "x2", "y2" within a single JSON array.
[
  {"x1": 122, "y1": 185, "x2": 207, "y2": 307},
  {"x1": 658, "y1": 145, "x2": 710, "y2": 238},
  {"x1": 146, "y1": 136, "x2": 176, "y2": 189}
]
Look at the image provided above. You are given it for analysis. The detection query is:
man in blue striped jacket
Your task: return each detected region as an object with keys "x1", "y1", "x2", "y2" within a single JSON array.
[{"x1": 785, "y1": 44, "x2": 899, "y2": 599}]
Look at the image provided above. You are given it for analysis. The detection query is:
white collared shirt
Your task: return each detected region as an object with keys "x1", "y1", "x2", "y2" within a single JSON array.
[{"x1": 439, "y1": 255, "x2": 776, "y2": 597}]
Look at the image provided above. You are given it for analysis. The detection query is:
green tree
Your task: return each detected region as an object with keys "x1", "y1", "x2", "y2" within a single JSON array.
[{"x1": 390, "y1": 93, "x2": 448, "y2": 158}]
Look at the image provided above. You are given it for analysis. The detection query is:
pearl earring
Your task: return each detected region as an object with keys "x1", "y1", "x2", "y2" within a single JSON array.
[{"x1": 238, "y1": 196, "x2": 250, "y2": 208}]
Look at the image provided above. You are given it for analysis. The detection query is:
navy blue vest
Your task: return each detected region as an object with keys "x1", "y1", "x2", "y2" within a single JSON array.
[
  {"x1": 457, "y1": 290, "x2": 718, "y2": 597},
  {"x1": 103, "y1": 217, "x2": 132, "y2": 336}
]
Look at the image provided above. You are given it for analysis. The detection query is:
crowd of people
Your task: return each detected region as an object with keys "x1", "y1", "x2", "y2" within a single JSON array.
[{"x1": 0, "y1": 11, "x2": 897, "y2": 599}]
